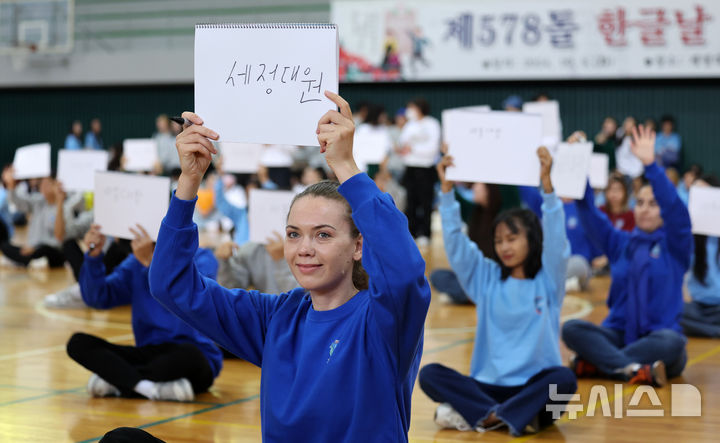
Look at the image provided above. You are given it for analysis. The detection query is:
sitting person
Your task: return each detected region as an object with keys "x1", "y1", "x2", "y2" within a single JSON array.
[
  {"x1": 66, "y1": 223, "x2": 223, "y2": 401},
  {"x1": 563, "y1": 125, "x2": 692, "y2": 386},
  {"x1": 45, "y1": 181, "x2": 132, "y2": 308},
  {"x1": 0, "y1": 167, "x2": 77, "y2": 268},
  {"x1": 681, "y1": 175, "x2": 720, "y2": 337},
  {"x1": 419, "y1": 148, "x2": 577, "y2": 436},
  {"x1": 214, "y1": 232, "x2": 297, "y2": 294}
]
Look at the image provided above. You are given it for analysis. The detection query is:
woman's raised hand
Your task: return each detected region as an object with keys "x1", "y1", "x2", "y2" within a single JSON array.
[
  {"x1": 316, "y1": 91, "x2": 361, "y2": 183},
  {"x1": 175, "y1": 112, "x2": 219, "y2": 199}
]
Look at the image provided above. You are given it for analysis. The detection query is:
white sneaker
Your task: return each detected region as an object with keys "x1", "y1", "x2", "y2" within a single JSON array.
[
  {"x1": 44, "y1": 283, "x2": 85, "y2": 309},
  {"x1": 28, "y1": 256, "x2": 49, "y2": 269},
  {"x1": 416, "y1": 236, "x2": 430, "y2": 249},
  {"x1": 0, "y1": 255, "x2": 23, "y2": 268},
  {"x1": 87, "y1": 374, "x2": 121, "y2": 397},
  {"x1": 565, "y1": 276, "x2": 581, "y2": 293},
  {"x1": 153, "y1": 378, "x2": 194, "y2": 402},
  {"x1": 434, "y1": 403, "x2": 471, "y2": 431}
]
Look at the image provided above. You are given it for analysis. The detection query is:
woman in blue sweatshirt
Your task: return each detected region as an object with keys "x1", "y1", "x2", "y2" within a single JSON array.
[
  {"x1": 148, "y1": 92, "x2": 431, "y2": 442},
  {"x1": 681, "y1": 175, "x2": 720, "y2": 337},
  {"x1": 562, "y1": 125, "x2": 692, "y2": 386},
  {"x1": 66, "y1": 223, "x2": 223, "y2": 402},
  {"x1": 419, "y1": 148, "x2": 577, "y2": 436}
]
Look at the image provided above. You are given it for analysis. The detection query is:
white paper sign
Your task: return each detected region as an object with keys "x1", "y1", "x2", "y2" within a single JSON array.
[
  {"x1": 94, "y1": 171, "x2": 170, "y2": 241},
  {"x1": 57, "y1": 150, "x2": 109, "y2": 191},
  {"x1": 248, "y1": 189, "x2": 296, "y2": 244},
  {"x1": 194, "y1": 24, "x2": 339, "y2": 147},
  {"x1": 689, "y1": 186, "x2": 720, "y2": 237},
  {"x1": 441, "y1": 106, "x2": 491, "y2": 142},
  {"x1": 589, "y1": 153, "x2": 610, "y2": 189},
  {"x1": 13, "y1": 143, "x2": 51, "y2": 179},
  {"x1": 443, "y1": 111, "x2": 542, "y2": 186},
  {"x1": 123, "y1": 139, "x2": 158, "y2": 172},
  {"x1": 522, "y1": 101, "x2": 562, "y2": 149},
  {"x1": 353, "y1": 131, "x2": 391, "y2": 168},
  {"x1": 220, "y1": 142, "x2": 264, "y2": 173},
  {"x1": 550, "y1": 142, "x2": 593, "y2": 200}
]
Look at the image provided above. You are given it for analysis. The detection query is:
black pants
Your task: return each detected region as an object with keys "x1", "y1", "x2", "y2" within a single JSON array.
[
  {"x1": 100, "y1": 427, "x2": 165, "y2": 443},
  {"x1": 62, "y1": 238, "x2": 132, "y2": 281},
  {"x1": 402, "y1": 166, "x2": 436, "y2": 238},
  {"x1": 66, "y1": 332, "x2": 214, "y2": 397},
  {"x1": 0, "y1": 241, "x2": 65, "y2": 267}
]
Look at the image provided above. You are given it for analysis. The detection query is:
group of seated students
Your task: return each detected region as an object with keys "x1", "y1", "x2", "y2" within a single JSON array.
[{"x1": 0, "y1": 92, "x2": 718, "y2": 442}]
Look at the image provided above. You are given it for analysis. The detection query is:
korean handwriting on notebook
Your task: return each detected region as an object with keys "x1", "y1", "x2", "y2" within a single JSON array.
[{"x1": 225, "y1": 62, "x2": 324, "y2": 104}]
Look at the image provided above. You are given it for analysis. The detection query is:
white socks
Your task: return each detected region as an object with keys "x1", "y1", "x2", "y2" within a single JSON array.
[{"x1": 134, "y1": 380, "x2": 157, "y2": 399}]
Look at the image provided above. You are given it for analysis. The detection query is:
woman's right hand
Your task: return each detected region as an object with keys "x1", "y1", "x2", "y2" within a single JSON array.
[
  {"x1": 436, "y1": 155, "x2": 455, "y2": 194},
  {"x1": 83, "y1": 224, "x2": 106, "y2": 258},
  {"x1": 175, "y1": 112, "x2": 219, "y2": 199}
]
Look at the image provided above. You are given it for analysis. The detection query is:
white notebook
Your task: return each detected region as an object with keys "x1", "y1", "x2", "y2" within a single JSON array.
[{"x1": 195, "y1": 23, "x2": 339, "y2": 147}]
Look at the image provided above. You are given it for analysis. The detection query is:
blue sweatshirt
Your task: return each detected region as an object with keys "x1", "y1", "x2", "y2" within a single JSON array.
[
  {"x1": 440, "y1": 189, "x2": 570, "y2": 386},
  {"x1": 80, "y1": 249, "x2": 223, "y2": 378},
  {"x1": 149, "y1": 173, "x2": 431, "y2": 443},
  {"x1": 519, "y1": 186, "x2": 599, "y2": 262},
  {"x1": 688, "y1": 237, "x2": 720, "y2": 305},
  {"x1": 576, "y1": 163, "x2": 693, "y2": 337}
]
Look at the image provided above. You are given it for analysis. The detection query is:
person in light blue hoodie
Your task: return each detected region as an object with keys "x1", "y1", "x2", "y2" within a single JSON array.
[
  {"x1": 681, "y1": 175, "x2": 720, "y2": 337},
  {"x1": 419, "y1": 148, "x2": 576, "y2": 436}
]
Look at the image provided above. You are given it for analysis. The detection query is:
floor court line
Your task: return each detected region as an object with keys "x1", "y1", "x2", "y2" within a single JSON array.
[
  {"x1": 75, "y1": 394, "x2": 261, "y2": 443},
  {"x1": 0, "y1": 387, "x2": 85, "y2": 408},
  {"x1": 0, "y1": 333, "x2": 135, "y2": 361},
  {"x1": 34, "y1": 300, "x2": 133, "y2": 330}
]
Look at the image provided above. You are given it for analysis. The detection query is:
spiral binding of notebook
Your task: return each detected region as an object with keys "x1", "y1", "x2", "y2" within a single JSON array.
[{"x1": 196, "y1": 23, "x2": 336, "y2": 30}]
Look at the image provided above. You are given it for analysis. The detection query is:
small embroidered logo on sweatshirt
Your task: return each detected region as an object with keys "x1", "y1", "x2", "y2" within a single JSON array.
[
  {"x1": 327, "y1": 339, "x2": 340, "y2": 364},
  {"x1": 650, "y1": 244, "x2": 661, "y2": 259},
  {"x1": 534, "y1": 296, "x2": 543, "y2": 314}
]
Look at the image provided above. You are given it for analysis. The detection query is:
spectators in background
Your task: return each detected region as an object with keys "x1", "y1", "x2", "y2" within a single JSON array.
[
  {"x1": 600, "y1": 173, "x2": 636, "y2": 232},
  {"x1": 154, "y1": 114, "x2": 181, "y2": 176},
  {"x1": 65, "y1": 120, "x2": 84, "y2": 150},
  {"x1": 677, "y1": 163, "x2": 703, "y2": 205},
  {"x1": 398, "y1": 97, "x2": 441, "y2": 246},
  {"x1": 501, "y1": 95, "x2": 523, "y2": 111},
  {"x1": 594, "y1": 117, "x2": 620, "y2": 173},
  {"x1": 85, "y1": 118, "x2": 104, "y2": 150},
  {"x1": 656, "y1": 115, "x2": 682, "y2": 169}
]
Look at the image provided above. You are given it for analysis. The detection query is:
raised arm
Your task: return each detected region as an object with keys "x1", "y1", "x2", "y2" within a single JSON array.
[
  {"x1": 150, "y1": 113, "x2": 279, "y2": 367},
  {"x1": 631, "y1": 125, "x2": 692, "y2": 267},
  {"x1": 436, "y1": 155, "x2": 497, "y2": 303},
  {"x1": 537, "y1": 147, "x2": 570, "y2": 302},
  {"x1": 78, "y1": 225, "x2": 132, "y2": 309},
  {"x1": 319, "y1": 91, "x2": 431, "y2": 379},
  {"x1": 2, "y1": 168, "x2": 42, "y2": 214},
  {"x1": 575, "y1": 180, "x2": 628, "y2": 261}
]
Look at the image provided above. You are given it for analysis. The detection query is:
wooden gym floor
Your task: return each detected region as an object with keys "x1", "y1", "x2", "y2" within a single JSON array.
[{"x1": 1, "y1": 224, "x2": 719, "y2": 442}]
